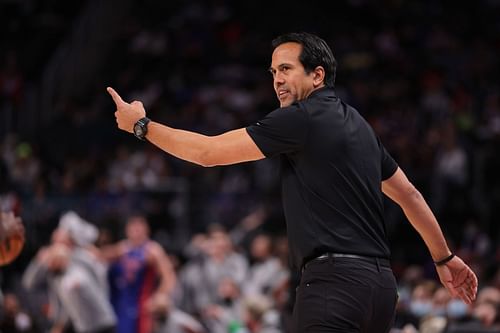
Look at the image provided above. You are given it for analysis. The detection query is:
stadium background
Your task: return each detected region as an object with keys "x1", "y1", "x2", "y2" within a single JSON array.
[{"x1": 0, "y1": 0, "x2": 499, "y2": 332}]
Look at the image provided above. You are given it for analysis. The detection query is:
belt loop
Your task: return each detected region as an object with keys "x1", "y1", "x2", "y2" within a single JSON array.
[
  {"x1": 375, "y1": 257, "x2": 381, "y2": 272},
  {"x1": 328, "y1": 252, "x2": 333, "y2": 263}
]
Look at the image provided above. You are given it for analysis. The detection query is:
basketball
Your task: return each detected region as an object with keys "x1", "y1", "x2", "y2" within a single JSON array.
[{"x1": 0, "y1": 234, "x2": 24, "y2": 266}]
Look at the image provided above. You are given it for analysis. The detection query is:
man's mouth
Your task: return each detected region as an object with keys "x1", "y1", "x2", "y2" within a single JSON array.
[{"x1": 278, "y1": 89, "x2": 289, "y2": 100}]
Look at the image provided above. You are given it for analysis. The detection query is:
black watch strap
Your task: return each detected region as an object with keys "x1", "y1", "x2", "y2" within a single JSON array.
[
  {"x1": 133, "y1": 117, "x2": 151, "y2": 141},
  {"x1": 434, "y1": 253, "x2": 455, "y2": 266}
]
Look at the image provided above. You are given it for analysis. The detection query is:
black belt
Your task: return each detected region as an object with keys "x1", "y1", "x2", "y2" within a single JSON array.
[{"x1": 302, "y1": 253, "x2": 391, "y2": 272}]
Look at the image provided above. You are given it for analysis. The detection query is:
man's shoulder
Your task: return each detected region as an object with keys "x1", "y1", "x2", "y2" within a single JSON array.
[
  {"x1": 145, "y1": 240, "x2": 166, "y2": 255},
  {"x1": 259, "y1": 103, "x2": 308, "y2": 123}
]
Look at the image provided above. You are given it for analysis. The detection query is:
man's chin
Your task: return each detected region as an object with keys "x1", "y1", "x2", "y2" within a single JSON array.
[
  {"x1": 279, "y1": 94, "x2": 297, "y2": 108},
  {"x1": 280, "y1": 99, "x2": 293, "y2": 108}
]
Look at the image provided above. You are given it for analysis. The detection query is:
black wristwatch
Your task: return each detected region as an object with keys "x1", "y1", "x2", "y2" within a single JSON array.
[{"x1": 133, "y1": 117, "x2": 151, "y2": 141}]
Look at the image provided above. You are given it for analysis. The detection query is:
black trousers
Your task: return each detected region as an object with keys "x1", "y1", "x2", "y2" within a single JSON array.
[{"x1": 292, "y1": 256, "x2": 398, "y2": 333}]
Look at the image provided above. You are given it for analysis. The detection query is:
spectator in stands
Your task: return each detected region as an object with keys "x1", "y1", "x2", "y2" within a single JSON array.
[
  {"x1": 22, "y1": 211, "x2": 116, "y2": 333},
  {"x1": 147, "y1": 292, "x2": 205, "y2": 333},
  {"x1": 178, "y1": 225, "x2": 248, "y2": 318},
  {"x1": 0, "y1": 292, "x2": 37, "y2": 333},
  {"x1": 243, "y1": 233, "x2": 289, "y2": 300},
  {"x1": 446, "y1": 286, "x2": 500, "y2": 332}
]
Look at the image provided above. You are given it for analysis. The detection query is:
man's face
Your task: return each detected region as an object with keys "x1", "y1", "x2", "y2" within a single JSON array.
[
  {"x1": 125, "y1": 217, "x2": 149, "y2": 245},
  {"x1": 270, "y1": 42, "x2": 317, "y2": 107},
  {"x1": 51, "y1": 228, "x2": 71, "y2": 245}
]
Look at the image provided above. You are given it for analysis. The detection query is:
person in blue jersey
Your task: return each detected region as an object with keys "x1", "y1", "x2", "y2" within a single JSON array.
[{"x1": 100, "y1": 215, "x2": 176, "y2": 333}]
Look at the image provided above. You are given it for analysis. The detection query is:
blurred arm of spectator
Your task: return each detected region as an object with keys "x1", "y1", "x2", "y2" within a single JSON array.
[
  {"x1": 0, "y1": 211, "x2": 24, "y2": 242},
  {"x1": 183, "y1": 233, "x2": 209, "y2": 259},
  {"x1": 23, "y1": 244, "x2": 71, "y2": 289},
  {"x1": 382, "y1": 167, "x2": 478, "y2": 304},
  {"x1": 97, "y1": 240, "x2": 127, "y2": 261},
  {"x1": 85, "y1": 243, "x2": 103, "y2": 259},
  {"x1": 23, "y1": 245, "x2": 72, "y2": 333},
  {"x1": 22, "y1": 246, "x2": 52, "y2": 290},
  {"x1": 230, "y1": 207, "x2": 267, "y2": 247}
]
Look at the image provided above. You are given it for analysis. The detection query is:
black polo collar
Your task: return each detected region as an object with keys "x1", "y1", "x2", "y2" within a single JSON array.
[{"x1": 307, "y1": 86, "x2": 337, "y2": 99}]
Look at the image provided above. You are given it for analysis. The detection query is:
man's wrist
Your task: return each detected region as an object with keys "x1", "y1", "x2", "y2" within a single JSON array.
[
  {"x1": 434, "y1": 253, "x2": 455, "y2": 266},
  {"x1": 133, "y1": 117, "x2": 151, "y2": 141}
]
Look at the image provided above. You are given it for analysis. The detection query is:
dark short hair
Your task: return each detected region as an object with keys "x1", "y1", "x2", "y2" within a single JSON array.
[{"x1": 272, "y1": 32, "x2": 337, "y2": 88}]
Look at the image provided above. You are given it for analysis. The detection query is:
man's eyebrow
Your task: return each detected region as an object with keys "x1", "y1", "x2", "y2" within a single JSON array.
[{"x1": 269, "y1": 63, "x2": 293, "y2": 72}]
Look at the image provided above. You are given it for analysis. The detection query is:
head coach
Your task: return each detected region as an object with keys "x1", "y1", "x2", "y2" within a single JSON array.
[{"x1": 108, "y1": 32, "x2": 478, "y2": 333}]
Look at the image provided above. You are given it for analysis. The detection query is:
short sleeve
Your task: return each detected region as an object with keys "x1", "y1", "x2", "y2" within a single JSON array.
[
  {"x1": 379, "y1": 140, "x2": 398, "y2": 180},
  {"x1": 246, "y1": 104, "x2": 310, "y2": 158}
]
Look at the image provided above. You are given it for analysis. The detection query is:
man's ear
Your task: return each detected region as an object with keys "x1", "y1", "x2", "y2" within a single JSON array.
[{"x1": 313, "y1": 66, "x2": 325, "y2": 87}]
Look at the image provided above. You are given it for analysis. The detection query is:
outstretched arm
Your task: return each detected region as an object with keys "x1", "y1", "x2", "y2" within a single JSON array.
[
  {"x1": 147, "y1": 242, "x2": 177, "y2": 295},
  {"x1": 382, "y1": 167, "x2": 478, "y2": 304},
  {"x1": 107, "y1": 87, "x2": 265, "y2": 167}
]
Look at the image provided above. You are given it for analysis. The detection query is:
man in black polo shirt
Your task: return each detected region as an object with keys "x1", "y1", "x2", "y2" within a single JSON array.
[{"x1": 108, "y1": 32, "x2": 478, "y2": 332}]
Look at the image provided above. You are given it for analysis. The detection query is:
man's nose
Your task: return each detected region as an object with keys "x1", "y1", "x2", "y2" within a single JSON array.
[{"x1": 274, "y1": 73, "x2": 285, "y2": 86}]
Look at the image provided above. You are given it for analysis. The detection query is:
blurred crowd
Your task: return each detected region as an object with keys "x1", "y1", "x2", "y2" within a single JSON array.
[{"x1": 1, "y1": 0, "x2": 499, "y2": 332}]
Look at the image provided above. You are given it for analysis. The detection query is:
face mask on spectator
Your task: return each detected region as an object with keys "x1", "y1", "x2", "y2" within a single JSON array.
[
  {"x1": 447, "y1": 299, "x2": 468, "y2": 318},
  {"x1": 432, "y1": 306, "x2": 446, "y2": 317},
  {"x1": 410, "y1": 300, "x2": 432, "y2": 317}
]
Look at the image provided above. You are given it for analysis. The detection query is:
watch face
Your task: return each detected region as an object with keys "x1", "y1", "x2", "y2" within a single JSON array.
[
  {"x1": 134, "y1": 118, "x2": 149, "y2": 140},
  {"x1": 134, "y1": 124, "x2": 144, "y2": 136}
]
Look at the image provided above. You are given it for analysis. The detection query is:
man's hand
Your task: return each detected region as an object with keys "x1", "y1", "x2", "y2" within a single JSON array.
[
  {"x1": 435, "y1": 255, "x2": 478, "y2": 304},
  {"x1": 107, "y1": 87, "x2": 146, "y2": 133},
  {"x1": 0, "y1": 211, "x2": 24, "y2": 242}
]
